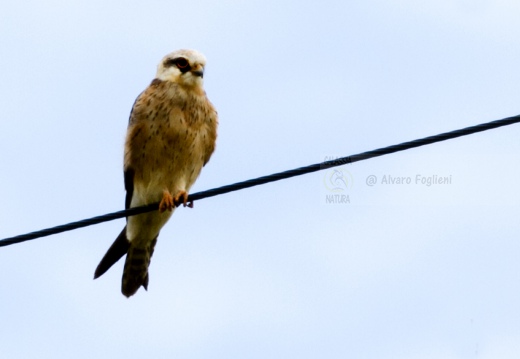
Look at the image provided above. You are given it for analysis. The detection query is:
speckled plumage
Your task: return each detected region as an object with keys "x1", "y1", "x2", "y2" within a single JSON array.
[{"x1": 94, "y1": 49, "x2": 218, "y2": 297}]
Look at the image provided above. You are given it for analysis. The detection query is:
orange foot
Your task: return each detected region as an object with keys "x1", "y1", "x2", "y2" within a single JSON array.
[
  {"x1": 174, "y1": 190, "x2": 193, "y2": 208},
  {"x1": 159, "y1": 190, "x2": 174, "y2": 212}
]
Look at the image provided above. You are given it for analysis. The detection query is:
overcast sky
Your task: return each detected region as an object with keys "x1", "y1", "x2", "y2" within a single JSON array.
[{"x1": 1, "y1": 1, "x2": 520, "y2": 358}]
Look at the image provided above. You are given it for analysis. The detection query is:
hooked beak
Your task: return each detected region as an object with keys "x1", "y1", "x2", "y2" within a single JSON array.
[
  {"x1": 191, "y1": 69, "x2": 204, "y2": 78},
  {"x1": 190, "y1": 63, "x2": 204, "y2": 78}
]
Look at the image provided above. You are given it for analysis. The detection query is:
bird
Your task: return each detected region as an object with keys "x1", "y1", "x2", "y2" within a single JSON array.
[{"x1": 93, "y1": 49, "x2": 218, "y2": 297}]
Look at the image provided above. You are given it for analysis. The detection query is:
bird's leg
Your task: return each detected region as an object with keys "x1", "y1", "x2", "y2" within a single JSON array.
[
  {"x1": 159, "y1": 190, "x2": 175, "y2": 212},
  {"x1": 173, "y1": 190, "x2": 193, "y2": 208}
]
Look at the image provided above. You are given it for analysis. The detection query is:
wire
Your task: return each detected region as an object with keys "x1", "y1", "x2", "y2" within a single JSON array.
[{"x1": 1, "y1": 114, "x2": 519, "y2": 247}]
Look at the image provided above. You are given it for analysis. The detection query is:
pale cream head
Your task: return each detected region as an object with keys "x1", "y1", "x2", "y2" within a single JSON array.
[{"x1": 156, "y1": 49, "x2": 207, "y2": 88}]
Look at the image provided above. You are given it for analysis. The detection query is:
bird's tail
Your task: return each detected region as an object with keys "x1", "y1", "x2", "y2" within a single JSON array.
[
  {"x1": 121, "y1": 236, "x2": 158, "y2": 297},
  {"x1": 94, "y1": 226, "x2": 158, "y2": 297}
]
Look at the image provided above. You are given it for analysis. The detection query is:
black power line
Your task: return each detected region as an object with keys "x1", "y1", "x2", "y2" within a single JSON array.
[{"x1": 1, "y1": 114, "x2": 519, "y2": 248}]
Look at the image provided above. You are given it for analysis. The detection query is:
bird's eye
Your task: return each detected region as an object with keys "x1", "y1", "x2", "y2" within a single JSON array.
[{"x1": 175, "y1": 58, "x2": 189, "y2": 69}]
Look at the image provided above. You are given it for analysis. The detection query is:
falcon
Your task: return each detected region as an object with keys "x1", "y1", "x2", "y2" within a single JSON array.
[{"x1": 94, "y1": 49, "x2": 218, "y2": 297}]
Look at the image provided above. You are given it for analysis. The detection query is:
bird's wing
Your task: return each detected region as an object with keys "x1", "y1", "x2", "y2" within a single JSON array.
[
  {"x1": 93, "y1": 97, "x2": 143, "y2": 280},
  {"x1": 124, "y1": 168, "x2": 134, "y2": 211},
  {"x1": 93, "y1": 227, "x2": 129, "y2": 279}
]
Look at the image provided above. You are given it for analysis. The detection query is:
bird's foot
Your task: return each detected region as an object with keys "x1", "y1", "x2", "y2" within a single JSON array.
[
  {"x1": 159, "y1": 190, "x2": 174, "y2": 212},
  {"x1": 174, "y1": 190, "x2": 193, "y2": 208}
]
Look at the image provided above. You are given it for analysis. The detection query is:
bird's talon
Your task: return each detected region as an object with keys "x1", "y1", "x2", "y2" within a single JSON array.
[
  {"x1": 159, "y1": 191, "x2": 174, "y2": 212},
  {"x1": 173, "y1": 190, "x2": 189, "y2": 207}
]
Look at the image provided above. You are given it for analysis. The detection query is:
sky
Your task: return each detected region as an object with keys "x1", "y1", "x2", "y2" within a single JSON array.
[{"x1": 1, "y1": 0, "x2": 520, "y2": 358}]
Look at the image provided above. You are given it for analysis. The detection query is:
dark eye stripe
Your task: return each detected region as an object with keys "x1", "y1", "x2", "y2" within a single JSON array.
[{"x1": 164, "y1": 57, "x2": 191, "y2": 73}]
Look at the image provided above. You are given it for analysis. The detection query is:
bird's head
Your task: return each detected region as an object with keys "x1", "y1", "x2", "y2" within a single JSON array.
[{"x1": 156, "y1": 49, "x2": 207, "y2": 88}]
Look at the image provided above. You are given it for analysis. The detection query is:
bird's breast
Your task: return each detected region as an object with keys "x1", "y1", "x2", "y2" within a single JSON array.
[{"x1": 125, "y1": 94, "x2": 215, "y2": 203}]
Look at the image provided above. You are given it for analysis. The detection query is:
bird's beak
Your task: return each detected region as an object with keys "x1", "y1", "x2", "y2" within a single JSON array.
[{"x1": 191, "y1": 64, "x2": 204, "y2": 78}]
